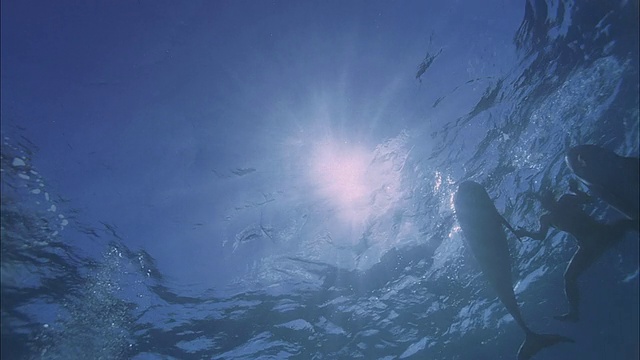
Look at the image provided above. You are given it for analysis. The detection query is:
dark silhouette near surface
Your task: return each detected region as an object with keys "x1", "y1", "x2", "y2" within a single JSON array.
[
  {"x1": 455, "y1": 181, "x2": 573, "y2": 360},
  {"x1": 515, "y1": 179, "x2": 638, "y2": 322},
  {"x1": 565, "y1": 145, "x2": 639, "y2": 221}
]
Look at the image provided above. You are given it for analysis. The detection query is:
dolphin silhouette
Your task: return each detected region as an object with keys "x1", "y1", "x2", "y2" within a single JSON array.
[
  {"x1": 454, "y1": 181, "x2": 573, "y2": 360},
  {"x1": 565, "y1": 145, "x2": 639, "y2": 221}
]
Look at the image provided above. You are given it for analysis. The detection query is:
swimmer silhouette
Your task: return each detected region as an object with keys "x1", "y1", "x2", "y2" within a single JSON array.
[
  {"x1": 515, "y1": 179, "x2": 638, "y2": 322},
  {"x1": 566, "y1": 145, "x2": 639, "y2": 221}
]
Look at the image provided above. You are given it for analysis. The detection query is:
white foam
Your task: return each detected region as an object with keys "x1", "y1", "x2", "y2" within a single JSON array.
[
  {"x1": 12, "y1": 158, "x2": 26, "y2": 167},
  {"x1": 622, "y1": 268, "x2": 639, "y2": 283},
  {"x1": 514, "y1": 265, "x2": 548, "y2": 295},
  {"x1": 400, "y1": 337, "x2": 429, "y2": 358}
]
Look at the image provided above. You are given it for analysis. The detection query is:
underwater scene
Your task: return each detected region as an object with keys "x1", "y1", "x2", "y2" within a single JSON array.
[{"x1": 1, "y1": 1, "x2": 638, "y2": 359}]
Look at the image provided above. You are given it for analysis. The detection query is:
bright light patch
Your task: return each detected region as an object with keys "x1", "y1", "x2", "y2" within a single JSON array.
[
  {"x1": 309, "y1": 140, "x2": 374, "y2": 224},
  {"x1": 449, "y1": 224, "x2": 461, "y2": 239},
  {"x1": 280, "y1": 125, "x2": 410, "y2": 248},
  {"x1": 434, "y1": 171, "x2": 443, "y2": 192}
]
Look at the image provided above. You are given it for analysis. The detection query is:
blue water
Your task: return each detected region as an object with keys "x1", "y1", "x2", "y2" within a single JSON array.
[{"x1": 1, "y1": 1, "x2": 638, "y2": 359}]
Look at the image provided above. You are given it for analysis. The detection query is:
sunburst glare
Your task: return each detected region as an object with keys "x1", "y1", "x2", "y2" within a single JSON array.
[{"x1": 309, "y1": 139, "x2": 374, "y2": 225}]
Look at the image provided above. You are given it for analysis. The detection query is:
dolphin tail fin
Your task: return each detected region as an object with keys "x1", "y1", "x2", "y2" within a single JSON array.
[{"x1": 517, "y1": 331, "x2": 573, "y2": 360}]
